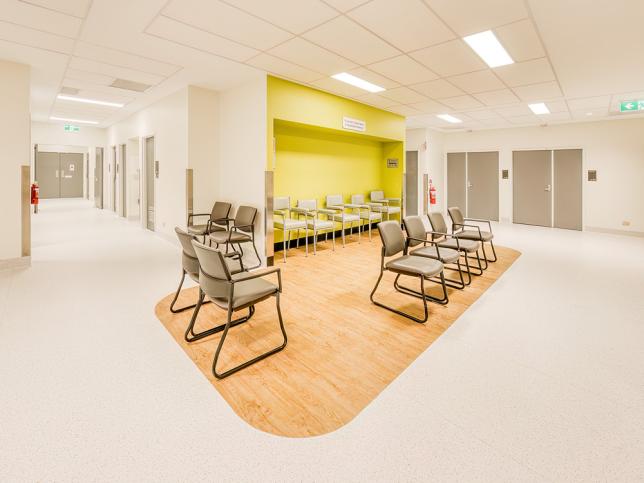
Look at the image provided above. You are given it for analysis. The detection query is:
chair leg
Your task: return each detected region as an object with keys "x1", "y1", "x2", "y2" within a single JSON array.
[
  {"x1": 283, "y1": 227, "x2": 287, "y2": 263},
  {"x1": 313, "y1": 229, "x2": 317, "y2": 255},
  {"x1": 305, "y1": 227, "x2": 308, "y2": 257},
  {"x1": 184, "y1": 290, "x2": 254, "y2": 342},
  {"x1": 212, "y1": 293, "x2": 288, "y2": 379},
  {"x1": 332, "y1": 226, "x2": 335, "y2": 250},
  {"x1": 479, "y1": 244, "x2": 489, "y2": 270},
  {"x1": 486, "y1": 240, "x2": 498, "y2": 263},
  {"x1": 342, "y1": 220, "x2": 346, "y2": 247},
  {"x1": 393, "y1": 271, "x2": 449, "y2": 305},
  {"x1": 170, "y1": 270, "x2": 211, "y2": 313},
  {"x1": 370, "y1": 270, "x2": 429, "y2": 323}
]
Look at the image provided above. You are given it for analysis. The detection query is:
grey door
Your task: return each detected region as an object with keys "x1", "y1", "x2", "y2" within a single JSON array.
[
  {"x1": 112, "y1": 146, "x2": 117, "y2": 212},
  {"x1": 447, "y1": 152, "x2": 466, "y2": 213},
  {"x1": 513, "y1": 150, "x2": 552, "y2": 227},
  {"x1": 467, "y1": 151, "x2": 499, "y2": 221},
  {"x1": 95, "y1": 148, "x2": 103, "y2": 209},
  {"x1": 145, "y1": 136, "x2": 155, "y2": 231},
  {"x1": 120, "y1": 144, "x2": 127, "y2": 218},
  {"x1": 60, "y1": 153, "x2": 84, "y2": 198},
  {"x1": 36, "y1": 151, "x2": 61, "y2": 199},
  {"x1": 405, "y1": 150, "x2": 418, "y2": 216},
  {"x1": 554, "y1": 149, "x2": 582, "y2": 230}
]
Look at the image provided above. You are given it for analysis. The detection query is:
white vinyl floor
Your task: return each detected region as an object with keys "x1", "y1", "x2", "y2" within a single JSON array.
[{"x1": 1, "y1": 199, "x2": 643, "y2": 482}]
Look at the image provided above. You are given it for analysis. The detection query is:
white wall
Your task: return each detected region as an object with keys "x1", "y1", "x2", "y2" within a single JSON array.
[
  {"x1": 441, "y1": 118, "x2": 644, "y2": 234},
  {"x1": 406, "y1": 128, "x2": 446, "y2": 214},
  {"x1": 218, "y1": 75, "x2": 267, "y2": 266},
  {"x1": 0, "y1": 60, "x2": 30, "y2": 263}
]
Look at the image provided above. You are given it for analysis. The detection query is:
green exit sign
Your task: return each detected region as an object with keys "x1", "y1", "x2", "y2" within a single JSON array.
[
  {"x1": 619, "y1": 100, "x2": 644, "y2": 112},
  {"x1": 64, "y1": 124, "x2": 80, "y2": 132}
]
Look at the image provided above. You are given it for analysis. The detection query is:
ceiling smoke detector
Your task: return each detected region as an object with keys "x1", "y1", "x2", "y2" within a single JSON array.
[
  {"x1": 110, "y1": 78, "x2": 151, "y2": 92},
  {"x1": 60, "y1": 86, "x2": 80, "y2": 96}
]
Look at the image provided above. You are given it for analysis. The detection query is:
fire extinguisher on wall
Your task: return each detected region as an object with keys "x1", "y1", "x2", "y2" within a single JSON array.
[
  {"x1": 429, "y1": 178, "x2": 437, "y2": 206},
  {"x1": 31, "y1": 182, "x2": 39, "y2": 214}
]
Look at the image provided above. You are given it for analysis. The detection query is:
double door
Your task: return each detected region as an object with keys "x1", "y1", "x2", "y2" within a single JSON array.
[
  {"x1": 36, "y1": 151, "x2": 84, "y2": 199},
  {"x1": 447, "y1": 151, "x2": 499, "y2": 221},
  {"x1": 513, "y1": 149, "x2": 582, "y2": 230}
]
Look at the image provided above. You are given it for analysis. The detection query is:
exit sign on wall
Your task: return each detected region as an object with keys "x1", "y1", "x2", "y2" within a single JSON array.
[
  {"x1": 64, "y1": 124, "x2": 80, "y2": 132},
  {"x1": 619, "y1": 100, "x2": 644, "y2": 112}
]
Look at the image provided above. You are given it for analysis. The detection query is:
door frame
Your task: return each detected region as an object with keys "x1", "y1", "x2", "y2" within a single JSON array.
[
  {"x1": 142, "y1": 134, "x2": 156, "y2": 231},
  {"x1": 445, "y1": 149, "x2": 500, "y2": 218}
]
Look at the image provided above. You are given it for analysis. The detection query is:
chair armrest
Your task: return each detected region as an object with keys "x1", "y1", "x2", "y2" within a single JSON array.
[
  {"x1": 345, "y1": 203, "x2": 363, "y2": 209},
  {"x1": 464, "y1": 218, "x2": 493, "y2": 232},
  {"x1": 233, "y1": 267, "x2": 282, "y2": 291},
  {"x1": 318, "y1": 208, "x2": 338, "y2": 215},
  {"x1": 460, "y1": 224, "x2": 482, "y2": 236},
  {"x1": 187, "y1": 213, "x2": 210, "y2": 224},
  {"x1": 290, "y1": 207, "x2": 313, "y2": 214},
  {"x1": 327, "y1": 204, "x2": 344, "y2": 210},
  {"x1": 223, "y1": 250, "x2": 245, "y2": 271}
]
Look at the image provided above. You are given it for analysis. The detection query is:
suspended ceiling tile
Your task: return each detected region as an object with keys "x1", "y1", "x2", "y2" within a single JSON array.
[
  {"x1": 424, "y1": 0, "x2": 528, "y2": 36},
  {"x1": 268, "y1": 37, "x2": 357, "y2": 75},
  {"x1": 440, "y1": 94, "x2": 484, "y2": 110},
  {"x1": 539, "y1": 111, "x2": 571, "y2": 122},
  {"x1": 387, "y1": 104, "x2": 422, "y2": 116},
  {"x1": 571, "y1": 108, "x2": 609, "y2": 120},
  {"x1": 146, "y1": 15, "x2": 259, "y2": 62},
  {"x1": 347, "y1": 0, "x2": 454, "y2": 53},
  {"x1": 223, "y1": 0, "x2": 338, "y2": 34},
  {"x1": 354, "y1": 93, "x2": 400, "y2": 109},
  {"x1": 409, "y1": 39, "x2": 487, "y2": 77},
  {"x1": 246, "y1": 53, "x2": 324, "y2": 83},
  {"x1": 303, "y1": 16, "x2": 400, "y2": 65},
  {"x1": 322, "y1": 0, "x2": 371, "y2": 12},
  {"x1": 21, "y1": 0, "x2": 91, "y2": 18},
  {"x1": 379, "y1": 86, "x2": 428, "y2": 104},
  {"x1": 566, "y1": 95, "x2": 611, "y2": 111},
  {"x1": 310, "y1": 76, "x2": 371, "y2": 99},
  {"x1": 163, "y1": 0, "x2": 292, "y2": 51},
  {"x1": 448, "y1": 70, "x2": 505, "y2": 94},
  {"x1": 74, "y1": 42, "x2": 178, "y2": 77},
  {"x1": 494, "y1": 57, "x2": 555, "y2": 87},
  {"x1": 512, "y1": 81, "x2": 562, "y2": 102},
  {"x1": 65, "y1": 68, "x2": 115, "y2": 85},
  {"x1": 348, "y1": 67, "x2": 400, "y2": 89},
  {"x1": 0, "y1": 0, "x2": 83, "y2": 37},
  {"x1": 544, "y1": 99, "x2": 569, "y2": 113},
  {"x1": 507, "y1": 114, "x2": 539, "y2": 125},
  {"x1": 368, "y1": 54, "x2": 438, "y2": 85},
  {"x1": 494, "y1": 104, "x2": 533, "y2": 117},
  {"x1": 474, "y1": 88, "x2": 520, "y2": 106},
  {"x1": 0, "y1": 19, "x2": 75, "y2": 54},
  {"x1": 68, "y1": 57, "x2": 165, "y2": 86},
  {"x1": 409, "y1": 78, "x2": 464, "y2": 99},
  {"x1": 494, "y1": 19, "x2": 545, "y2": 62},
  {"x1": 408, "y1": 99, "x2": 449, "y2": 114},
  {"x1": 464, "y1": 109, "x2": 503, "y2": 120}
]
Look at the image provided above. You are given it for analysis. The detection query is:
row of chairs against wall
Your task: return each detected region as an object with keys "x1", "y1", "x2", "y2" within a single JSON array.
[{"x1": 274, "y1": 190, "x2": 401, "y2": 262}]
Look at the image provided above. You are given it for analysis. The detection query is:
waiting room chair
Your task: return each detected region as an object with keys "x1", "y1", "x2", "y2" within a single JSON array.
[
  {"x1": 170, "y1": 227, "x2": 244, "y2": 314},
  {"x1": 321, "y1": 194, "x2": 360, "y2": 247},
  {"x1": 349, "y1": 194, "x2": 382, "y2": 241},
  {"x1": 189, "y1": 241, "x2": 287, "y2": 379},
  {"x1": 370, "y1": 221, "x2": 445, "y2": 324},
  {"x1": 292, "y1": 199, "x2": 335, "y2": 254},
  {"x1": 370, "y1": 190, "x2": 401, "y2": 222},
  {"x1": 403, "y1": 215, "x2": 466, "y2": 291},
  {"x1": 209, "y1": 205, "x2": 261, "y2": 269},
  {"x1": 274, "y1": 196, "x2": 308, "y2": 262},
  {"x1": 427, "y1": 212, "x2": 484, "y2": 279},
  {"x1": 187, "y1": 201, "x2": 232, "y2": 243},
  {"x1": 448, "y1": 206, "x2": 497, "y2": 268}
]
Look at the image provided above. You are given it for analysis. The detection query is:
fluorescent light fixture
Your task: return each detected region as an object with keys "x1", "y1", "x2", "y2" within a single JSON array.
[
  {"x1": 331, "y1": 72, "x2": 385, "y2": 93},
  {"x1": 50, "y1": 116, "x2": 99, "y2": 125},
  {"x1": 463, "y1": 30, "x2": 513, "y2": 68},
  {"x1": 57, "y1": 94, "x2": 124, "y2": 108},
  {"x1": 528, "y1": 102, "x2": 550, "y2": 115},
  {"x1": 436, "y1": 114, "x2": 462, "y2": 124}
]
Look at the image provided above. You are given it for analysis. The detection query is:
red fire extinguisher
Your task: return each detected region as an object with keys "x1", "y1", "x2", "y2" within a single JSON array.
[
  {"x1": 31, "y1": 182, "x2": 39, "y2": 214},
  {"x1": 429, "y1": 179, "x2": 437, "y2": 206}
]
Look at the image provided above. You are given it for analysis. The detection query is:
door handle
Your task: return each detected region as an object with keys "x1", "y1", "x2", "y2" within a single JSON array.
[
  {"x1": 55, "y1": 170, "x2": 59, "y2": 178},
  {"x1": 467, "y1": 181, "x2": 472, "y2": 189},
  {"x1": 545, "y1": 184, "x2": 551, "y2": 192}
]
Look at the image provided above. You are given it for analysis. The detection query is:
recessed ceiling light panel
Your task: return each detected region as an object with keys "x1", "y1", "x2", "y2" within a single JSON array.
[
  {"x1": 57, "y1": 94, "x2": 124, "y2": 108},
  {"x1": 50, "y1": 116, "x2": 100, "y2": 125},
  {"x1": 331, "y1": 72, "x2": 385, "y2": 93},
  {"x1": 436, "y1": 114, "x2": 462, "y2": 123},
  {"x1": 528, "y1": 102, "x2": 550, "y2": 115},
  {"x1": 463, "y1": 30, "x2": 514, "y2": 68}
]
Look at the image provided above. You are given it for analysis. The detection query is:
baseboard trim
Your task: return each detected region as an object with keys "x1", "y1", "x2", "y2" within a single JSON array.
[
  {"x1": 585, "y1": 226, "x2": 644, "y2": 238},
  {"x1": 0, "y1": 256, "x2": 31, "y2": 272}
]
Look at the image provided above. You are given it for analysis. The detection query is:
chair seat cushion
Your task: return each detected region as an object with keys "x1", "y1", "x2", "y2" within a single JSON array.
[
  {"x1": 456, "y1": 230, "x2": 494, "y2": 242},
  {"x1": 332, "y1": 213, "x2": 360, "y2": 222},
  {"x1": 188, "y1": 224, "x2": 225, "y2": 236},
  {"x1": 386, "y1": 255, "x2": 443, "y2": 278},
  {"x1": 373, "y1": 206, "x2": 400, "y2": 214},
  {"x1": 410, "y1": 245, "x2": 460, "y2": 264},
  {"x1": 209, "y1": 231, "x2": 251, "y2": 244},
  {"x1": 437, "y1": 238, "x2": 480, "y2": 253},
  {"x1": 307, "y1": 219, "x2": 334, "y2": 230},
  {"x1": 209, "y1": 277, "x2": 277, "y2": 310},
  {"x1": 274, "y1": 218, "x2": 306, "y2": 230},
  {"x1": 360, "y1": 212, "x2": 382, "y2": 221}
]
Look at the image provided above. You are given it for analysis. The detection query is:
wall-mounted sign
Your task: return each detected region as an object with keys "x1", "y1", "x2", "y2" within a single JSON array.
[
  {"x1": 342, "y1": 116, "x2": 366, "y2": 132},
  {"x1": 64, "y1": 124, "x2": 80, "y2": 132},
  {"x1": 619, "y1": 100, "x2": 644, "y2": 112},
  {"x1": 587, "y1": 170, "x2": 597, "y2": 181},
  {"x1": 387, "y1": 158, "x2": 399, "y2": 168},
  {"x1": 502, "y1": 169, "x2": 509, "y2": 179}
]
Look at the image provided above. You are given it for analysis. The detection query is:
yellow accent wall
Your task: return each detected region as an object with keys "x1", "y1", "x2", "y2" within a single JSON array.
[{"x1": 267, "y1": 76, "x2": 406, "y2": 244}]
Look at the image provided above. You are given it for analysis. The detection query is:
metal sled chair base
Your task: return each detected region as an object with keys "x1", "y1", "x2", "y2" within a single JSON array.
[
  {"x1": 370, "y1": 272, "x2": 429, "y2": 324},
  {"x1": 184, "y1": 290, "x2": 256, "y2": 343},
  {"x1": 213, "y1": 292, "x2": 288, "y2": 379},
  {"x1": 170, "y1": 270, "x2": 212, "y2": 313},
  {"x1": 393, "y1": 272, "x2": 449, "y2": 305}
]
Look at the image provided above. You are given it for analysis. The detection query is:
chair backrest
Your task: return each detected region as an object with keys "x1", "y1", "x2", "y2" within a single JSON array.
[
  {"x1": 326, "y1": 194, "x2": 343, "y2": 207},
  {"x1": 234, "y1": 206, "x2": 257, "y2": 233},
  {"x1": 211, "y1": 201, "x2": 232, "y2": 222},
  {"x1": 298, "y1": 199, "x2": 317, "y2": 211},
  {"x1": 403, "y1": 216, "x2": 426, "y2": 247},
  {"x1": 274, "y1": 196, "x2": 290, "y2": 212},
  {"x1": 378, "y1": 221, "x2": 405, "y2": 257},
  {"x1": 192, "y1": 240, "x2": 232, "y2": 301},
  {"x1": 428, "y1": 212, "x2": 448, "y2": 234},
  {"x1": 175, "y1": 227, "x2": 199, "y2": 276},
  {"x1": 351, "y1": 194, "x2": 365, "y2": 205},
  {"x1": 448, "y1": 206, "x2": 465, "y2": 227},
  {"x1": 370, "y1": 190, "x2": 384, "y2": 202}
]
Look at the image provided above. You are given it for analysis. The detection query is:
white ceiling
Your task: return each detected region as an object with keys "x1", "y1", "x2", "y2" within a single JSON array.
[{"x1": 2, "y1": 0, "x2": 644, "y2": 131}]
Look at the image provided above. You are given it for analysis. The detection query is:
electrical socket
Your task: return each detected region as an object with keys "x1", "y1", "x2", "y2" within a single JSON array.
[{"x1": 622, "y1": 220, "x2": 631, "y2": 227}]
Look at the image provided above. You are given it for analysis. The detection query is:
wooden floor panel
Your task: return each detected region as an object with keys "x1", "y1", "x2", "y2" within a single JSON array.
[{"x1": 155, "y1": 237, "x2": 520, "y2": 437}]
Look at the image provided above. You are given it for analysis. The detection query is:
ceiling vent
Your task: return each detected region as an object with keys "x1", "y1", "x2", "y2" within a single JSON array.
[
  {"x1": 110, "y1": 78, "x2": 151, "y2": 92},
  {"x1": 60, "y1": 86, "x2": 80, "y2": 95}
]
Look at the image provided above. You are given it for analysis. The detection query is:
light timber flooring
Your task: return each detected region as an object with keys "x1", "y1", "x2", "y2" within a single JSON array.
[{"x1": 156, "y1": 236, "x2": 520, "y2": 437}]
